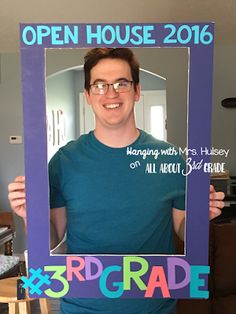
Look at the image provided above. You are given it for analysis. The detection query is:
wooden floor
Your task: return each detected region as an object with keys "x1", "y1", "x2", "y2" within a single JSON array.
[{"x1": 0, "y1": 298, "x2": 60, "y2": 313}]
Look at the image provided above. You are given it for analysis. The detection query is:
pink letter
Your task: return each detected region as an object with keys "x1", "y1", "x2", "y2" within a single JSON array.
[
  {"x1": 66, "y1": 256, "x2": 85, "y2": 281},
  {"x1": 145, "y1": 266, "x2": 170, "y2": 298}
]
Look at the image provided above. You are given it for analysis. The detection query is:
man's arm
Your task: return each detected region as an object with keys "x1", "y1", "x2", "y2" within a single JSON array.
[
  {"x1": 173, "y1": 184, "x2": 225, "y2": 241},
  {"x1": 8, "y1": 176, "x2": 67, "y2": 250},
  {"x1": 172, "y1": 208, "x2": 185, "y2": 241},
  {"x1": 50, "y1": 206, "x2": 67, "y2": 248}
]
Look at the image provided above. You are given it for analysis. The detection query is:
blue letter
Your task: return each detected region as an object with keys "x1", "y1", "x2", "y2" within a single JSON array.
[
  {"x1": 190, "y1": 266, "x2": 210, "y2": 298},
  {"x1": 64, "y1": 25, "x2": 79, "y2": 44},
  {"x1": 99, "y1": 266, "x2": 124, "y2": 298},
  {"x1": 86, "y1": 25, "x2": 102, "y2": 44},
  {"x1": 143, "y1": 25, "x2": 155, "y2": 44},
  {"x1": 22, "y1": 26, "x2": 36, "y2": 45},
  {"x1": 37, "y1": 25, "x2": 51, "y2": 44},
  {"x1": 116, "y1": 25, "x2": 130, "y2": 45},
  {"x1": 130, "y1": 26, "x2": 143, "y2": 45},
  {"x1": 51, "y1": 26, "x2": 63, "y2": 45},
  {"x1": 102, "y1": 25, "x2": 115, "y2": 45}
]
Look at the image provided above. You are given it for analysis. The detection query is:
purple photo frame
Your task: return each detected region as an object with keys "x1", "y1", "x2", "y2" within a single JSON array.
[{"x1": 20, "y1": 23, "x2": 214, "y2": 299}]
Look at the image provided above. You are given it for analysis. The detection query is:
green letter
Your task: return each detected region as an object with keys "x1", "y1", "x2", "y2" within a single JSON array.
[
  {"x1": 44, "y1": 266, "x2": 69, "y2": 298},
  {"x1": 123, "y1": 256, "x2": 148, "y2": 291}
]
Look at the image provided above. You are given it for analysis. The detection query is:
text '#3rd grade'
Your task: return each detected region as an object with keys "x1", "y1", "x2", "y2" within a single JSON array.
[{"x1": 22, "y1": 256, "x2": 210, "y2": 299}]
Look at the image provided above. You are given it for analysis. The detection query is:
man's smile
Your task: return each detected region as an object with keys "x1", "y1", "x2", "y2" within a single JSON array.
[{"x1": 103, "y1": 103, "x2": 121, "y2": 109}]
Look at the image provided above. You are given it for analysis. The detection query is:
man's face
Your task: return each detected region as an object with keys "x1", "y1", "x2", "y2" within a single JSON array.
[{"x1": 85, "y1": 58, "x2": 140, "y2": 131}]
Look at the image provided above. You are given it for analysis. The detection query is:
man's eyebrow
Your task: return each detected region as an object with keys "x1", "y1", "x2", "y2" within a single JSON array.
[
  {"x1": 92, "y1": 79, "x2": 107, "y2": 84},
  {"x1": 92, "y1": 77, "x2": 130, "y2": 84}
]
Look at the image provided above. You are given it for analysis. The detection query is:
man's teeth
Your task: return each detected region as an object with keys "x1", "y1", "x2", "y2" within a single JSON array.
[{"x1": 104, "y1": 104, "x2": 120, "y2": 109}]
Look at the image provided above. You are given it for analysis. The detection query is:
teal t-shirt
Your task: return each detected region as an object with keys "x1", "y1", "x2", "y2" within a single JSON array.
[{"x1": 49, "y1": 130, "x2": 185, "y2": 313}]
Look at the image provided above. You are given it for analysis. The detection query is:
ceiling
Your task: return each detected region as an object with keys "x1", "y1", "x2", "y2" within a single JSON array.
[{"x1": 0, "y1": 0, "x2": 235, "y2": 52}]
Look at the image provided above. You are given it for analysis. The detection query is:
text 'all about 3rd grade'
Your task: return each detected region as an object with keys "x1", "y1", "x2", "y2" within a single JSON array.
[{"x1": 126, "y1": 146, "x2": 229, "y2": 175}]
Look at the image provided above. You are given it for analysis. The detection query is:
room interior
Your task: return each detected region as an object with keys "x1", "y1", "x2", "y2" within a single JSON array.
[{"x1": 0, "y1": 1, "x2": 235, "y2": 313}]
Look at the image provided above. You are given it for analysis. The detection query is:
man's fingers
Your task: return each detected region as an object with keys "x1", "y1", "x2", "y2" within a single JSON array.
[
  {"x1": 10, "y1": 198, "x2": 26, "y2": 216},
  {"x1": 209, "y1": 206, "x2": 222, "y2": 214},
  {"x1": 8, "y1": 191, "x2": 26, "y2": 202},
  {"x1": 210, "y1": 184, "x2": 215, "y2": 192},
  {"x1": 11, "y1": 201, "x2": 27, "y2": 218},
  {"x1": 209, "y1": 191, "x2": 225, "y2": 201},
  {"x1": 14, "y1": 176, "x2": 25, "y2": 183},
  {"x1": 8, "y1": 177, "x2": 27, "y2": 219},
  {"x1": 8, "y1": 182, "x2": 25, "y2": 193},
  {"x1": 8, "y1": 176, "x2": 25, "y2": 192},
  {"x1": 209, "y1": 207, "x2": 222, "y2": 220},
  {"x1": 11, "y1": 199, "x2": 26, "y2": 208},
  {"x1": 209, "y1": 185, "x2": 225, "y2": 220},
  {"x1": 209, "y1": 200, "x2": 225, "y2": 209}
]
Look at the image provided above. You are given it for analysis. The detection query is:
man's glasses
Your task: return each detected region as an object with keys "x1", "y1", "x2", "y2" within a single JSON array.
[{"x1": 89, "y1": 80, "x2": 133, "y2": 95}]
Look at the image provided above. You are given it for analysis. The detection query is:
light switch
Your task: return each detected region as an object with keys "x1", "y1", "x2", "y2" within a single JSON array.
[{"x1": 9, "y1": 135, "x2": 23, "y2": 144}]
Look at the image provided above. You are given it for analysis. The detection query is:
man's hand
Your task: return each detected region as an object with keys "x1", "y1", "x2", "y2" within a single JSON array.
[
  {"x1": 8, "y1": 176, "x2": 26, "y2": 219},
  {"x1": 209, "y1": 184, "x2": 225, "y2": 220}
]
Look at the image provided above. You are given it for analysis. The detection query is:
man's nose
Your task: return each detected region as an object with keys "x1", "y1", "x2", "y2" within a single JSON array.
[{"x1": 106, "y1": 84, "x2": 119, "y2": 97}]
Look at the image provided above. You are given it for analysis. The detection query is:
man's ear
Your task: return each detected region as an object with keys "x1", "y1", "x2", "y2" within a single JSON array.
[
  {"x1": 134, "y1": 83, "x2": 141, "y2": 102},
  {"x1": 84, "y1": 89, "x2": 91, "y2": 106}
]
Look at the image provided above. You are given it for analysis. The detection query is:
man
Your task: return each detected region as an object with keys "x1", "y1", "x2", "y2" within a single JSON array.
[{"x1": 8, "y1": 48, "x2": 224, "y2": 313}]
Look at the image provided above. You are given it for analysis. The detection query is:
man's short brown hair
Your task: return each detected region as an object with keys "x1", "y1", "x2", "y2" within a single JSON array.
[{"x1": 84, "y1": 48, "x2": 140, "y2": 92}]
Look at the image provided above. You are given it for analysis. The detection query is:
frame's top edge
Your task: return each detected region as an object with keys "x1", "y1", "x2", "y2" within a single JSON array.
[{"x1": 19, "y1": 22, "x2": 215, "y2": 26}]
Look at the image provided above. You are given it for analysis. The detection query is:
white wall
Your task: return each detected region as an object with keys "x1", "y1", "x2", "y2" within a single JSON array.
[{"x1": 0, "y1": 53, "x2": 25, "y2": 252}]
